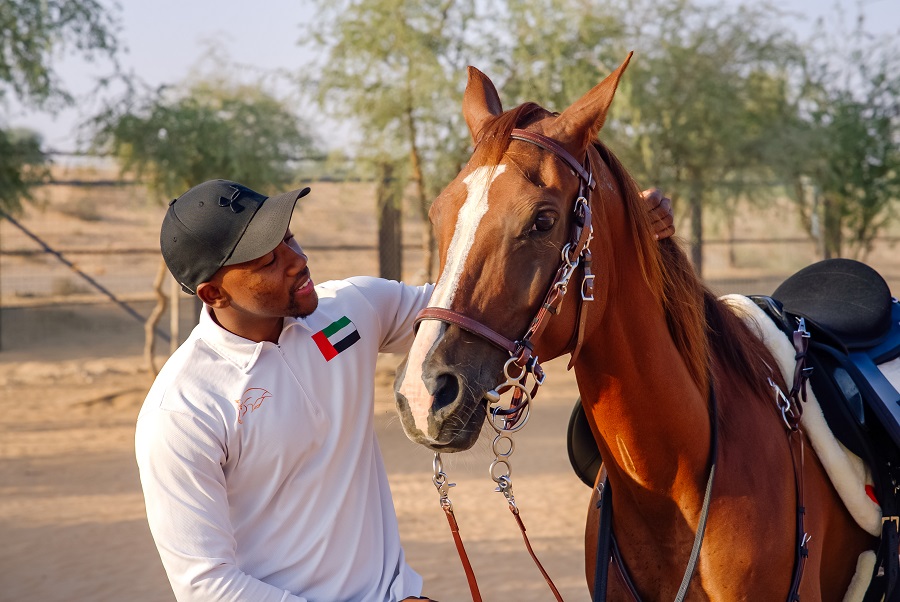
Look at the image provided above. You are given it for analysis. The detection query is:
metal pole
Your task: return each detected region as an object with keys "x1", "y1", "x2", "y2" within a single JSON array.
[{"x1": 0, "y1": 208, "x2": 170, "y2": 342}]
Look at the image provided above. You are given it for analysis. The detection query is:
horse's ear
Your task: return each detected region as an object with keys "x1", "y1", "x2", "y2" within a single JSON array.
[
  {"x1": 546, "y1": 52, "x2": 633, "y2": 152},
  {"x1": 463, "y1": 66, "x2": 503, "y2": 144}
]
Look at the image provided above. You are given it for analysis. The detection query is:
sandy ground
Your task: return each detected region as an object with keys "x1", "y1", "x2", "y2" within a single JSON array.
[{"x1": 0, "y1": 299, "x2": 592, "y2": 602}]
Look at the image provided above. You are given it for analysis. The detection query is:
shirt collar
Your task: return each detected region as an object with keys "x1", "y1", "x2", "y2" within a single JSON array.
[{"x1": 196, "y1": 307, "x2": 315, "y2": 372}]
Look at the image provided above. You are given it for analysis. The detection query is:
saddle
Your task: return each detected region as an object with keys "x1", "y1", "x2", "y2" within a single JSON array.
[{"x1": 567, "y1": 258, "x2": 900, "y2": 600}]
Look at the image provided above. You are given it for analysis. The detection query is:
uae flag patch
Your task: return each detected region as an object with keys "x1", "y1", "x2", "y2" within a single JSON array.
[{"x1": 312, "y1": 316, "x2": 360, "y2": 361}]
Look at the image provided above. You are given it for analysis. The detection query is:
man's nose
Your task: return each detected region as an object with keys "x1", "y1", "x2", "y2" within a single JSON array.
[{"x1": 280, "y1": 242, "x2": 307, "y2": 272}]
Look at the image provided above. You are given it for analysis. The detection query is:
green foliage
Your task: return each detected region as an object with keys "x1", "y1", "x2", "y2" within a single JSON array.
[
  {"x1": 306, "y1": 0, "x2": 478, "y2": 277},
  {"x1": 0, "y1": 127, "x2": 47, "y2": 214},
  {"x1": 304, "y1": 0, "x2": 897, "y2": 271},
  {"x1": 594, "y1": 1, "x2": 805, "y2": 273},
  {"x1": 783, "y1": 17, "x2": 900, "y2": 259},
  {"x1": 480, "y1": 0, "x2": 627, "y2": 110},
  {"x1": 308, "y1": 0, "x2": 473, "y2": 175},
  {"x1": 0, "y1": 0, "x2": 120, "y2": 110},
  {"x1": 90, "y1": 81, "x2": 315, "y2": 201},
  {"x1": 0, "y1": 0, "x2": 119, "y2": 213}
]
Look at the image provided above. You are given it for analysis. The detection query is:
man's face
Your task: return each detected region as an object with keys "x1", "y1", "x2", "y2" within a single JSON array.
[{"x1": 216, "y1": 229, "x2": 318, "y2": 319}]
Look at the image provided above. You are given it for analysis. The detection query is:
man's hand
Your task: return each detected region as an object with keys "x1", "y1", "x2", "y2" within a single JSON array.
[{"x1": 642, "y1": 188, "x2": 674, "y2": 240}]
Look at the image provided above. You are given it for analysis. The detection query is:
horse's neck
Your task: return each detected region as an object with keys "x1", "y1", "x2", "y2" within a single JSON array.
[
  {"x1": 577, "y1": 299, "x2": 710, "y2": 494},
  {"x1": 573, "y1": 199, "x2": 711, "y2": 502}
]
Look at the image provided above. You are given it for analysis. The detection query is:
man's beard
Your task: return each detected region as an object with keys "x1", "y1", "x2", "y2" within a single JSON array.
[{"x1": 288, "y1": 295, "x2": 317, "y2": 318}]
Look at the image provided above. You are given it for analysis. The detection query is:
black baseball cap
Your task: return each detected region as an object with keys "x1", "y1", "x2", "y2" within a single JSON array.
[{"x1": 160, "y1": 179, "x2": 311, "y2": 294}]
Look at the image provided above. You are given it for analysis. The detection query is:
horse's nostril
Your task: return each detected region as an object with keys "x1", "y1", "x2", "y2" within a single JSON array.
[{"x1": 432, "y1": 373, "x2": 460, "y2": 411}]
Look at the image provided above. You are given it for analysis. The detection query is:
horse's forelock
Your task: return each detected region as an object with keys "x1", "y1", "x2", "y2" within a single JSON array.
[{"x1": 473, "y1": 102, "x2": 553, "y2": 168}]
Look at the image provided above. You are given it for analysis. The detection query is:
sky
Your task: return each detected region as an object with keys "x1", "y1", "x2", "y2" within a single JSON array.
[{"x1": 5, "y1": 0, "x2": 899, "y2": 156}]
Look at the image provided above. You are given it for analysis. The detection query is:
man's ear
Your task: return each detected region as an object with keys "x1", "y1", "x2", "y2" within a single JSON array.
[{"x1": 196, "y1": 281, "x2": 229, "y2": 308}]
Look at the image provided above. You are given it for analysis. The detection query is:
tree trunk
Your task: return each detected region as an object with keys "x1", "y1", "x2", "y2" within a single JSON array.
[
  {"x1": 144, "y1": 259, "x2": 169, "y2": 375},
  {"x1": 727, "y1": 201, "x2": 737, "y2": 267},
  {"x1": 822, "y1": 194, "x2": 843, "y2": 259},
  {"x1": 688, "y1": 176, "x2": 704, "y2": 277},
  {"x1": 377, "y1": 161, "x2": 403, "y2": 281},
  {"x1": 405, "y1": 96, "x2": 435, "y2": 282}
]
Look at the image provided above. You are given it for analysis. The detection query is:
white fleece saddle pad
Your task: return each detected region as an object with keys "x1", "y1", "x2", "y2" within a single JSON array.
[{"x1": 720, "y1": 294, "x2": 883, "y2": 536}]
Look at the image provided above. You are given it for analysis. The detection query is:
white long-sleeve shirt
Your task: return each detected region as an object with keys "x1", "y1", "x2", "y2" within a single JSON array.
[{"x1": 135, "y1": 277, "x2": 433, "y2": 602}]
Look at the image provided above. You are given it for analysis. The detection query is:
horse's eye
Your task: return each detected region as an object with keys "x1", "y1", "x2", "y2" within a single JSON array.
[{"x1": 531, "y1": 212, "x2": 557, "y2": 233}]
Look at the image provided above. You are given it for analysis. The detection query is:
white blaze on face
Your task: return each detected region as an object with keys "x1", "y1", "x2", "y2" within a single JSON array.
[{"x1": 399, "y1": 164, "x2": 507, "y2": 434}]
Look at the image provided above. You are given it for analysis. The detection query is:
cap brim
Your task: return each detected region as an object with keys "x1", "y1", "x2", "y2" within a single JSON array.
[{"x1": 224, "y1": 186, "x2": 311, "y2": 266}]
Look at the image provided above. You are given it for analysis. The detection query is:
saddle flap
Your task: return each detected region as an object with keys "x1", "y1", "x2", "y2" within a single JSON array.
[{"x1": 567, "y1": 400, "x2": 602, "y2": 487}]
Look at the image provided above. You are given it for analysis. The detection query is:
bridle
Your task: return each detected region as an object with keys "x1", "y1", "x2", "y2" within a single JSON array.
[
  {"x1": 416, "y1": 128, "x2": 599, "y2": 426},
  {"x1": 416, "y1": 128, "x2": 598, "y2": 602}
]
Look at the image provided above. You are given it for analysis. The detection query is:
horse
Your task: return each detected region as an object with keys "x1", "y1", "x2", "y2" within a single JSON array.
[{"x1": 393, "y1": 53, "x2": 876, "y2": 599}]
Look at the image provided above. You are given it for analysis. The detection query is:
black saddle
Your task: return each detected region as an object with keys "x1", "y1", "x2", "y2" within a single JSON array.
[{"x1": 756, "y1": 258, "x2": 900, "y2": 459}]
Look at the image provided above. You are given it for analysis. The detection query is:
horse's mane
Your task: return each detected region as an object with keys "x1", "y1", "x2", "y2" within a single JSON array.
[
  {"x1": 477, "y1": 102, "x2": 779, "y2": 401},
  {"x1": 594, "y1": 142, "x2": 779, "y2": 401}
]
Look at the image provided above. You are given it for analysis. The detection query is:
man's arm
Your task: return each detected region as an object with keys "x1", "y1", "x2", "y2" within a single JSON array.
[
  {"x1": 348, "y1": 276, "x2": 434, "y2": 354},
  {"x1": 136, "y1": 406, "x2": 308, "y2": 602}
]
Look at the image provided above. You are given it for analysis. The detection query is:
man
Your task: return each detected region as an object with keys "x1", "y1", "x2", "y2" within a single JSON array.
[{"x1": 135, "y1": 179, "x2": 673, "y2": 601}]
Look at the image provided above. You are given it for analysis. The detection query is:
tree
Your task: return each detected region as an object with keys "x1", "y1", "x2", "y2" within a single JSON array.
[
  {"x1": 0, "y1": 0, "x2": 120, "y2": 213},
  {"x1": 0, "y1": 0, "x2": 120, "y2": 109},
  {"x1": 779, "y1": 13, "x2": 900, "y2": 259},
  {"x1": 478, "y1": 0, "x2": 627, "y2": 110},
  {"x1": 90, "y1": 78, "x2": 315, "y2": 372},
  {"x1": 602, "y1": 0, "x2": 804, "y2": 276},
  {"x1": 306, "y1": 0, "x2": 476, "y2": 281},
  {"x1": 90, "y1": 80, "x2": 313, "y2": 199}
]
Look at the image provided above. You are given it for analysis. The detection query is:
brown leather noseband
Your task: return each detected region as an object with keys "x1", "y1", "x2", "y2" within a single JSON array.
[{"x1": 415, "y1": 129, "x2": 598, "y2": 413}]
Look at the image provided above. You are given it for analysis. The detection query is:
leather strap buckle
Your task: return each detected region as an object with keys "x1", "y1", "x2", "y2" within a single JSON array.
[{"x1": 581, "y1": 273, "x2": 595, "y2": 301}]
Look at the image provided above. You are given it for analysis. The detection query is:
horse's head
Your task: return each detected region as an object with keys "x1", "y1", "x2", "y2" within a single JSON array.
[{"x1": 394, "y1": 54, "x2": 635, "y2": 451}]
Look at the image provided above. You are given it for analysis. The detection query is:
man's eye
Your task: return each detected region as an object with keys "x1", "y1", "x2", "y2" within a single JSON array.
[{"x1": 531, "y1": 212, "x2": 557, "y2": 233}]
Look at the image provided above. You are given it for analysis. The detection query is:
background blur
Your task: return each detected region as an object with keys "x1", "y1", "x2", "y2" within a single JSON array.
[
  {"x1": 0, "y1": 1, "x2": 898, "y2": 600},
  {"x1": 2, "y1": 0, "x2": 899, "y2": 358}
]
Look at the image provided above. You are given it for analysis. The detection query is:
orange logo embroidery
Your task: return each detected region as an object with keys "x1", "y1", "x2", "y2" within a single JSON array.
[{"x1": 236, "y1": 388, "x2": 272, "y2": 424}]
